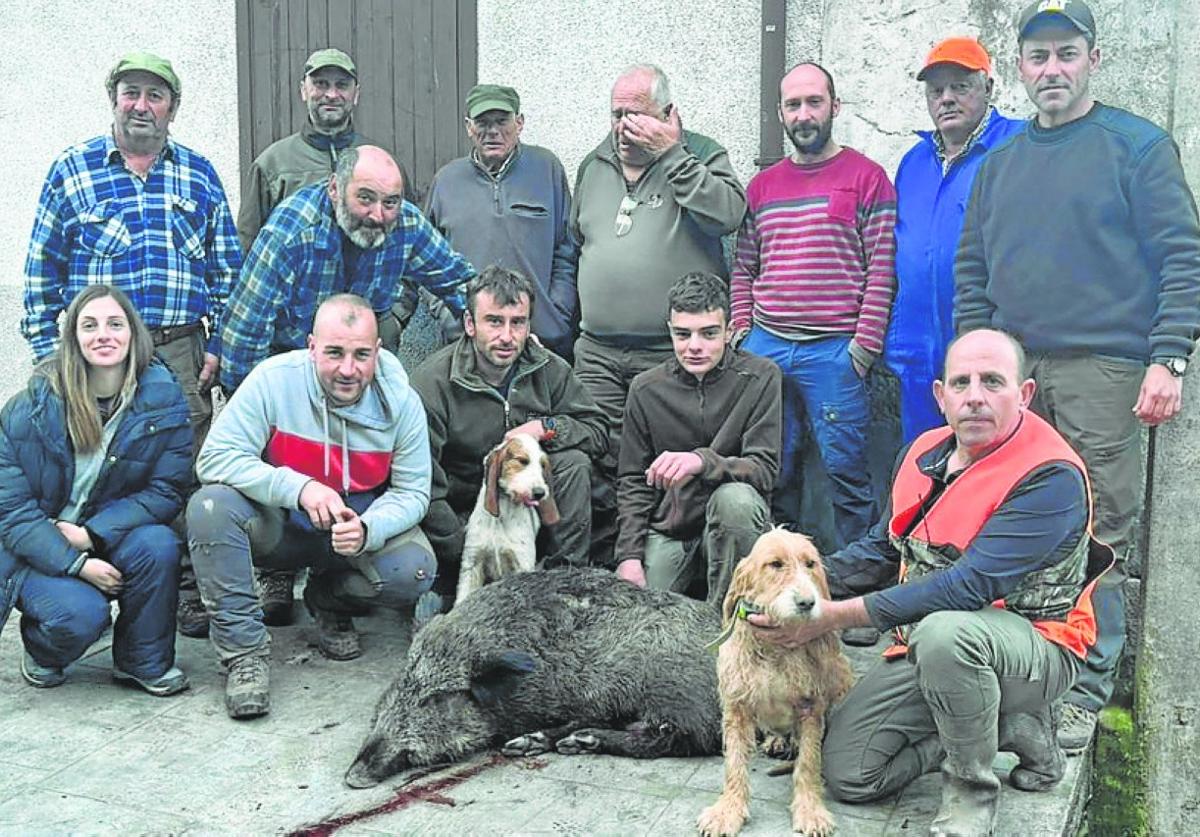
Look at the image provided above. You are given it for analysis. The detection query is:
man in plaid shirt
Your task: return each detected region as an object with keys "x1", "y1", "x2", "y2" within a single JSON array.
[
  {"x1": 220, "y1": 145, "x2": 474, "y2": 393},
  {"x1": 23, "y1": 51, "x2": 240, "y2": 445}
]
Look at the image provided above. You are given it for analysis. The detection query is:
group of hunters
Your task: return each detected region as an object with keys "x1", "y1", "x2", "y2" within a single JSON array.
[{"x1": 3, "y1": 1, "x2": 1197, "y2": 834}]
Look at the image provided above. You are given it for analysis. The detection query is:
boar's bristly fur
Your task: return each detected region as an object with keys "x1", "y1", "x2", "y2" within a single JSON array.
[{"x1": 345, "y1": 567, "x2": 722, "y2": 787}]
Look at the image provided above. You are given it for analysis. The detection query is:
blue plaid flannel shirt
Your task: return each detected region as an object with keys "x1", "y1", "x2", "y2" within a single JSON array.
[
  {"x1": 220, "y1": 180, "x2": 474, "y2": 391},
  {"x1": 22, "y1": 134, "x2": 241, "y2": 359}
]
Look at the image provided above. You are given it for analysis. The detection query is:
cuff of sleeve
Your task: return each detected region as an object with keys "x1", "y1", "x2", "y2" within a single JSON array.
[
  {"x1": 67, "y1": 552, "x2": 89, "y2": 577},
  {"x1": 848, "y1": 339, "x2": 878, "y2": 371},
  {"x1": 659, "y1": 141, "x2": 692, "y2": 175},
  {"x1": 861, "y1": 592, "x2": 888, "y2": 632}
]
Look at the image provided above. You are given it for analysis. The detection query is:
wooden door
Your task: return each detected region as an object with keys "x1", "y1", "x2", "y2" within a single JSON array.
[{"x1": 236, "y1": 0, "x2": 477, "y2": 205}]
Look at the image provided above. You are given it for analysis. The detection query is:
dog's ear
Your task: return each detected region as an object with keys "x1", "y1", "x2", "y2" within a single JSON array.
[
  {"x1": 484, "y1": 444, "x2": 503, "y2": 517},
  {"x1": 537, "y1": 455, "x2": 560, "y2": 525}
]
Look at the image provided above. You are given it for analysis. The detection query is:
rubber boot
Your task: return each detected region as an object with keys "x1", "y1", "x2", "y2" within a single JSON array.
[
  {"x1": 929, "y1": 717, "x2": 1000, "y2": 837},
  {"x1": 998, "y1": 703, "x2": 1066, "y2": 792}
]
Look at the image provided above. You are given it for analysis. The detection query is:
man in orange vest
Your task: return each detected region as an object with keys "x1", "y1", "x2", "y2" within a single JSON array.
[{"x1": 749, "y1": 328, "x2": 1109, "y2": 836}]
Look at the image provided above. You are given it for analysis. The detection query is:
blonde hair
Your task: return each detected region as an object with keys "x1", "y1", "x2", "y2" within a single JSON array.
[{"x1": 37, "y1": 285, "x2": 154, "y2": 452}]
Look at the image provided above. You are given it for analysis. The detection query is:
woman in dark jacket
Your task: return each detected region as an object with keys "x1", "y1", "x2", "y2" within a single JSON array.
[{"x1": 0, "y1": 285, "x2": 193, "y2": 695}]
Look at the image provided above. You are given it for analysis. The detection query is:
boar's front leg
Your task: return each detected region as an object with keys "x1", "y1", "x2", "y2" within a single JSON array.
[
  {"x1": 501, "y1": 720, "x2": 591, "y2": 756},
  {"x1": 557, "y1": 719, "x2": 703, "y2": 758}
]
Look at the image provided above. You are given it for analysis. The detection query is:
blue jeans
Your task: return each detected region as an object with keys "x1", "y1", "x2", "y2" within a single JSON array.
[
  {"x1": 187, "y1": 484, "x2": 436, "y2": 663},
  {"x1": 17, "y1": 525, "x2": 181, "y2": 679},
  {"x1": 742, "y1": 328, "x2": 875, "y2": 548}
]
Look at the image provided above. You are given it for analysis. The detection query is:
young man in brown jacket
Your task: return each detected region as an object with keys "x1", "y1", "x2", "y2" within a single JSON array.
[{"x1": 615, "y1": 272, "x2": 781, "y2": 607}]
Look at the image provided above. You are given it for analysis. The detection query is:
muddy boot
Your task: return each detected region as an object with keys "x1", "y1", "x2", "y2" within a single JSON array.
[
  {"x1": 257, "y1": 569, "x2": 297, "y2": 627},
  {"x1": 176, "y1": 597, "x2": 210, "y2": 639},
  {"x1": 225, "y1": 655, "x2": 270, "y2": 720},
  {"x1": 1057, "y1": 702, "x2": 1098, "y2": 755},
  {"x1": 998, "y1": 704, "x2": 1065, "y2": 791},
  {"x1": 929, "y1": 720, "x2": 1000, "y2": 837}
]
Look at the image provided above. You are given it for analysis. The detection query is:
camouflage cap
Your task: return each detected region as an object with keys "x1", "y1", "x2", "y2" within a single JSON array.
[{"x1": 106, "y1": 51, "x2": 181, "y2": 98}]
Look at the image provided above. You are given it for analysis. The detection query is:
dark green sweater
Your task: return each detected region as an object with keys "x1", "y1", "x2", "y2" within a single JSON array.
[{"x1": 955, "y1": 103, "x2": 1200, "y2": 362}]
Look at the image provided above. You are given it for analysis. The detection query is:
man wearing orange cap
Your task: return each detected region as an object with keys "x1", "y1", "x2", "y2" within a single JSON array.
[{"x1": 885, "y1": 38, "x2": 1024, "y2": 445}]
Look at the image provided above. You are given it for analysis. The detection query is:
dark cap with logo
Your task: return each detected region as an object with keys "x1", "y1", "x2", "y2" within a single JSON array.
[
  {"x1": 1018, "y1": 0, "x2": 1096, "y2": 45},
  {"x1": 465, "y1": 84, "x2": 521, "y2": 119}
]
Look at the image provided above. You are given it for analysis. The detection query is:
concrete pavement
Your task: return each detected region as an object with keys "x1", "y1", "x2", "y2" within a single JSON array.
[{"x1": 0, "y1": 600, "x2": 1089, "y2": 837}]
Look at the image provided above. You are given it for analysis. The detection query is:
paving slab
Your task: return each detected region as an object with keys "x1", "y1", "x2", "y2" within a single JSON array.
[{"x1": 0, "y1": 606, "x2": 1088, "y2": 836}]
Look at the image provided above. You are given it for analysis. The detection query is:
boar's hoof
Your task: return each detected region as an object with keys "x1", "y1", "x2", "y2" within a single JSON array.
[
  {"x1": 555, "y1": 731, "x2": 600, "y2": 755},
  {"x1": 502, "y1": 731, "x2": 550, "y2": 757}
]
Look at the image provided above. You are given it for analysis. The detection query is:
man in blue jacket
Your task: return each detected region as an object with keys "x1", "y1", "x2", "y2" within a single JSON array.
[
  {"x1": 956, "y1": 0, "x2": 1200, "y2": 753},
  {"x1": 886, "y1": 37, "x2": 1024, "y2": 443}
]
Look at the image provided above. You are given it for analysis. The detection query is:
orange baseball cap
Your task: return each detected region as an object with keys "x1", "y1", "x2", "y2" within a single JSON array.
[{"x1": 916, "y1": 37, "x2": 992, "y2": 80}]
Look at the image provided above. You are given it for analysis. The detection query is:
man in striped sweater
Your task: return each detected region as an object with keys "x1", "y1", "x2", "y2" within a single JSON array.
[{"x1": 732, "y1": 62, "x2": 897, "y2": 549}]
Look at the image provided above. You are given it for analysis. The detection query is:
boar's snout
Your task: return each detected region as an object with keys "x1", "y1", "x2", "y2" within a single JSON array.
[{"x1": 345, "y1": 734, "x2": 409, "y2": 789}]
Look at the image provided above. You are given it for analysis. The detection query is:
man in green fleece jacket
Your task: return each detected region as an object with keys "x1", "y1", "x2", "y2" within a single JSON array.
[
  {"x1": 572, "y1": 63, "x2": 747, "y2": 566},
  {"x1": 411, "y1": 267, "x2": 608, "y2": 606},
  {"x1": 955, "y1": 0, "x2": 1200, "y2": 754}
]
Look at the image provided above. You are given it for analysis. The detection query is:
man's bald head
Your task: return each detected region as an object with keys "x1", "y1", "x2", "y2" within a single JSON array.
[
  {"x1": 943, "y1": 328, "x2": 1026, "y2": 381},
  {"x1": 309, "y1": 294, "x2": 381, "y2": 406},
  {"x1": 329, "y1": 146, "x2": 405, "y2": 249}
]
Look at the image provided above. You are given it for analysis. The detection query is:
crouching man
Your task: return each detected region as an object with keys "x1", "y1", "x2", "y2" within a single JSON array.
[
  {"x1": 615, "y1": 272, "x2": 781, "y2": 607},
  {"x1": 188, "y1": 294, "x2": 436, "y2": 719},
  {"x1": 749, "y1": 329, "x2": 1110, "y2": 836},
  {"x1": 411, "y1": 266, "x2": 607, "y2": 610}
]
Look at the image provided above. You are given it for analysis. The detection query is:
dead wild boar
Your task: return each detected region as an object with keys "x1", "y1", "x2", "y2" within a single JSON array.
[{"x1": 344, "y1": 567, "x2": 722, "y2": 788}]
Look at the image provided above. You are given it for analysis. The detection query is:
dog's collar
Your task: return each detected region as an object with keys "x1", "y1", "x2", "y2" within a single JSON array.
[{"x1": 705, "y1": 599, "x2": 765, "y2": 652}]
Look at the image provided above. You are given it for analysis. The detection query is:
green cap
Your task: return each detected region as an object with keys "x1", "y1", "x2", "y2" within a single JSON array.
[
  {"x1": 465, "y1": 84, "x2": 520, "y2": 119},
  {"x1": 106, "y1": 51, "x2": 181, "y2": 98},
  {"x1": 304, "y1": 48, "x2": 357, "y2": 79}
]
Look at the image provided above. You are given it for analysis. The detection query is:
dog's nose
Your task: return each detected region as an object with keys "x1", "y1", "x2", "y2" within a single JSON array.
[
  {"x1": 793, "y1": 594, "x2": 814, "y2": 613},
  {"x1": 532, "y1": 487, "x2": 546, "y2": 500}
]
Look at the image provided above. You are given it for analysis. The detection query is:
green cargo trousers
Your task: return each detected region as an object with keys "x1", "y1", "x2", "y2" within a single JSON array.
[{"x1": 822, "y1": 607, "x2": 1081, "y2": 803}]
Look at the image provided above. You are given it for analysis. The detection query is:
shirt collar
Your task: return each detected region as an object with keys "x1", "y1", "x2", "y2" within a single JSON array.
[
  {"x1": 104, "y1": 131, "x2": 176, "y2": 166},
  {"x1": 933, "y1": 107, "x2": 993, "y2": 174},
  {"x1": 471, "y1": 143, "x2": 520, "y2": 178}
]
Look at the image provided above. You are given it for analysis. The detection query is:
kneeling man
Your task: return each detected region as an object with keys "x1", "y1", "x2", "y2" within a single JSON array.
[
  {"x1": 188, "y1": 294, "x2": 436, "y2": 719},
  {"x1": 615, "y1": 272, "x2": 781, "y2": 606},
  {"x1": 751, "y1": 329, "x2": 1110, "y2": 836},
  {"x1": 412, "y1": 266, "x2": 607, "y2": 604}
]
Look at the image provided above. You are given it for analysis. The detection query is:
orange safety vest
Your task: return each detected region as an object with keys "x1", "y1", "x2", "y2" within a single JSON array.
[{"x1": 885, "y1": 412, "x2": 1110, "y2": 660}]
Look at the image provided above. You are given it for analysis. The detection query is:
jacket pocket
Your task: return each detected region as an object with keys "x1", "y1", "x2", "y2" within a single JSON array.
[
  {"x1": 510, "y1": 202, "x2": 549, "y2": 218},
  {"x1": 78, "y1": 201, "x2": 132, "y2": 258},
  {"x1": 170, "y1": 195, "x2": 207, "y2": 260}
]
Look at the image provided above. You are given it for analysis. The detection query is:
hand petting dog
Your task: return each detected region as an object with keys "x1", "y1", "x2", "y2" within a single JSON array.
[{"x1": 747, "y1": 597, "x2": 872, "y2": 648}]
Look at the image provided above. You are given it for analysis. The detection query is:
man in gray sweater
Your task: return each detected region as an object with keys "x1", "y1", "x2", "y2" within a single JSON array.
[
  {"x1": 424, "y1": 85, "x2": 578, "y2": 360},
  {"x1": 955, "y1": 0, "x2": 1200, "y2": 753}
]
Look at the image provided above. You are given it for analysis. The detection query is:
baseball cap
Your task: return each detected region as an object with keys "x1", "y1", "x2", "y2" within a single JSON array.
[
  {"x1": 106, "y1": 51, "x2": 181, "y2": 98},
  {"x1": 304, "y1": 48, "x2": 357, "y2": 79},
  {"x1": 465, "y1": 84, "x2": 521, "y2": 119},
  {"x1": 1018, "y1": 0, "x2": 1096, "y2": 44},
  {"x1": 916, "y1": 38, "x2": 992, "y2": 81}
]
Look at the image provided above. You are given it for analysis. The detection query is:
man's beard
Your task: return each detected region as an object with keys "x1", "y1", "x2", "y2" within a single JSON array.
[
  {"x1": 335, "y1": 197, "x2": 392, "y2": 249},
  {"x1": 787, "y1": 117, "x2": 833, "y2": 156}
]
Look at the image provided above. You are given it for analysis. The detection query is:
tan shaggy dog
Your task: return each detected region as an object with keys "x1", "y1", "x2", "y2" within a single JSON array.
[{"x1": 697, "y1": 529, "x2": 854, "y2": 837}]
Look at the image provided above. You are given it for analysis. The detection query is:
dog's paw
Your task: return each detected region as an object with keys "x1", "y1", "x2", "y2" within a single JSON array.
[
  {"x1": 555, "y1": 731, "x2": 600, "y2": 755},
  {"x1": 501, "y1": 731, "x2": 550, "y2": 757},
  {"x1": 697, "y1": 800, "x2": 747, "y2": 836},
  {"x1": 791, "y1": 802, "x2": 835, "y2": 836},
  {"x1": 761, "y1": 732, "x2": 796, "y2": 760}
]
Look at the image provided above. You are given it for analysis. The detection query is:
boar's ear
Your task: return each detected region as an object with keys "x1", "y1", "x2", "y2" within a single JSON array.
[{"x1": 469, "y1": 650, "x2": 537, "y2": 707}]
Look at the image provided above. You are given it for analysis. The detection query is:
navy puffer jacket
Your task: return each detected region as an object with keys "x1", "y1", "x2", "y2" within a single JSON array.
[{"x1": 0, "y1": 359, "x2": 192, "y2": 634}]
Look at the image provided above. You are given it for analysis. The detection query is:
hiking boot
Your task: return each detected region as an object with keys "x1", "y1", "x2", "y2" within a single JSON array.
[
  {"x1": 999, "y1": 705, "x2": 1065, "y2": 791},
  {"x1": 841, "y1": 626, "x2": 881, "y2": 647},
  {"x1": 257, "y1": 569, "x2": 297, "y2": 627},
  {"x1": 114, "y1": 666, "x2": 190, "y2": 697},
  {"x1": 21, "y1": 651, "x2": 66, "y2": 689},
  {"x1": 304, "y1": 586, "x2": 362, "y2": 661},
  {"x1": 225, "y1": 655, "x2": 270, "y2": 719},
  {"x1": 1057, "y1": 702, "x2": 1098, "y2": 755},
  {"x1": 177, "y1": 597, "x2": 210, "y2": 639}
]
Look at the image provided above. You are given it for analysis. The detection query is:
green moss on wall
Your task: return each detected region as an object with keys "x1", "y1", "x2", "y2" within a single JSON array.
[{"x1": 1087, "y1": 707, "x2": 1148, "y2": 837}]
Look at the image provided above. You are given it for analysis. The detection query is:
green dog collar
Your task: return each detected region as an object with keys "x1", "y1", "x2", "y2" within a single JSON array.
[{"x1": 705, "y1": 599, "x2": 765, "y2": 652}]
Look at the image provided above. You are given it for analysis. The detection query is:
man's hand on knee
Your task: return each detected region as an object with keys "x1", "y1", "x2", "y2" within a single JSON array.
[
  {"x1": 616, "y1": 559, "x2": 647, "y2": 588},
  {"x1": 299, "y1": 480, "x2": 347, "y2": 530}
]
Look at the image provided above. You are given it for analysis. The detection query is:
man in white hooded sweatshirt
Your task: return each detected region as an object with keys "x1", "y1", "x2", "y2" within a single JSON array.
[{"x1": 187, "y1": 294, "x2": 435, "y2": 719}]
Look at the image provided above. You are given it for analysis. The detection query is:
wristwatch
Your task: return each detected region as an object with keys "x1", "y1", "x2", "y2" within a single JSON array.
[
  {"x1": 540, "y1": 416, "x2": 558, "y2": 442},
  {"x1": 1153, "y1": 357, "x2": 1189, "y2": 377}
]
